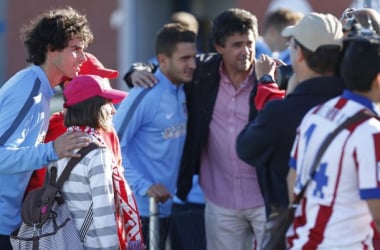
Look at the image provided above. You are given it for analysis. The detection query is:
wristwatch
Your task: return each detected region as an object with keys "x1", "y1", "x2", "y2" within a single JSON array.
[{"x1": 258, "y1": 74, "x2": 275, "y2": 84}]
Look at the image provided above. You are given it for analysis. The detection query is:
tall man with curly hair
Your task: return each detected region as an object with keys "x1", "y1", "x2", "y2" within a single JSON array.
[{"x1": 0, "y1": 6, "x2": 93, "y2": 249}]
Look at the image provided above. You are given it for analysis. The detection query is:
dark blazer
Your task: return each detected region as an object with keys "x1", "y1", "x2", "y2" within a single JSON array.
[
  {"x1": 236, "y1": 76, "x2": 345, "y2": 216},
  {"x1": 176, "y1": 53, "x2": 222, "y2": 200}
]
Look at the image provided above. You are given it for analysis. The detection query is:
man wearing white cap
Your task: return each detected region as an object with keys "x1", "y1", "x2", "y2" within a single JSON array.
[
  {"x1": 286, "y1": 17, "x2": 380, "y2": 249},
  {"x1": 237, "y1": 13, "x2": 345, "y2": 249}
]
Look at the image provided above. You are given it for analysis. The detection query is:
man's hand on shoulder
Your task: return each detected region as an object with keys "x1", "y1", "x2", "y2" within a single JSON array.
[
  {"x1": 53, "y1": 131, "x2": 90, "y2": 158},
  {"x1": 130, "y1": 70, "x2": 158, "y2": 88},
  {"x1": 124, "y1": 63, "x2": 159, "y2": 88}
]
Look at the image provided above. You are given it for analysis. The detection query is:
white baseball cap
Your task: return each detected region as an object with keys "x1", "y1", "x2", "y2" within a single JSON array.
[{"x1": 282, "y1": 12, "x2": 343, "y2": 52}]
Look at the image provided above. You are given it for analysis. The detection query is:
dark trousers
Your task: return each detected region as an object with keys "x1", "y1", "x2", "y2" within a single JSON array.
[
  {"x1": 141, "y1": 216, "x2": 171, "y2": 250},
  {"x1": 170, "y1": 202, "x2": 206, "y2": 250},
  {"x1": 0, "y1": 235, "x2": 12, "y2": 250}
]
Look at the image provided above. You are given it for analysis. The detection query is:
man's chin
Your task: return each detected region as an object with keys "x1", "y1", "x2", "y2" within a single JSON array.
[
  {"x1": 237, "y1": 61, "x2": 252, "y2": 71},
  {"x1": 181, "y1": 76, "x2": 193, "y2": 83}
]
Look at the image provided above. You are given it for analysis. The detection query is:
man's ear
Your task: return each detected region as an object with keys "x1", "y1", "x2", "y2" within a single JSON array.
[
  {"x1": 47, "y1": 45, "x2": 58, "y2": 60},
  {"x1": 295, "y1": 46, "x2": 304, "y2": 63},
  {"x1": 214, "y1": 43, "x2": 224, "y2": 54},
  {"x1": 157, "y1": 54, "x2": 166, "y2": 66},
  {"x1": 374, "y1": 73, "x2": 380, "y2": 89},
  {"x1": 374, "y1": 73, "x2": 380, "y2": 107}
]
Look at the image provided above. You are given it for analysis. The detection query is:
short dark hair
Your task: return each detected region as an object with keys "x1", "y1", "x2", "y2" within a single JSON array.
[
  {"x1": 155, "y1": 23, "x2": 197, "y2": 57},
  {"x1": 263, "y1": 8, "x2": 302, "y2": 33},
  {"x1": 212, "y1": 8, "x2": 258, "y2": 47},
  {"x1": 21, "y1": 6, "x2": 93, "y2": 65},
  {"x1": 170, "y1": 11, "x2": 199, "y2": 34},
  {"x1": 64, "y1": 96, "x2": 111, "y2": 131},
  {"x1": 294, "y1": 39, "x2": 342, "y2": 75},
  {"x1": 341, "y1": 39, "x2": 380, "y2": 91}
]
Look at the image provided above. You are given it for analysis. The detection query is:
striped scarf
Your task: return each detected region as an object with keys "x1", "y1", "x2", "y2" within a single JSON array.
[
  {"x1": 69, "y1": 126, "x2": 144, "y2": 249},
  {"x1": 112, "y1": 163, "x2": 144, "y2": 249}
]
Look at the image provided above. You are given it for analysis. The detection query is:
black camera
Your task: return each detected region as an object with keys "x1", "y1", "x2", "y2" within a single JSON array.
[
  {"x1": 342, "y1": 8, "x2": 380, "y2": 43},
  {"x1": 276, "y1": 65, "x2": 293, "y2": 90}
]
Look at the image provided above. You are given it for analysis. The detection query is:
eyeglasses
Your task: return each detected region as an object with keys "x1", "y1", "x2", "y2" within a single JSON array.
[{"x1": 286, "y1": 38, "x2": 298, "y2": 49}]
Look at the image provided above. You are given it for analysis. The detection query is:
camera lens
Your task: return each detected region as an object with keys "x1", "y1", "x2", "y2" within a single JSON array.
[{"x1": 276, "y1": 65, "x2": 293, "y2": 90}]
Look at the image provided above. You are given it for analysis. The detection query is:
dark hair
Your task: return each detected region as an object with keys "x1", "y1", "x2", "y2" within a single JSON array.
[
  {"x1": 64, "y1": 96, "x2": 111, "y2": 131},
  {"x1": 341, "y1": 39, "x2": 380, "y2": 91},
  {"x1": 170, "y1": 11, "x2": 199, "y2": 34},
  {"x1": 21, "y1": 6, "x2": 93, "y2": 65},
  {"x1": 294, "y1": 39, "x2": 342, "y2": 75},
  {"x1": 263, "y1": 8, "x2": 302, "y2": 33},
  {"x1": 155, "y1": 23, "x2": 196, "y2": 57},
  {"x1": 212, "y1": 8, "x2": 258, "y2": 47}
]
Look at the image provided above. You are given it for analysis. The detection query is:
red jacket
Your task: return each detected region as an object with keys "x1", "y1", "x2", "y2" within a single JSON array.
[{"x1": 255, "y1": 83, "x2": 285, "y2": 111}]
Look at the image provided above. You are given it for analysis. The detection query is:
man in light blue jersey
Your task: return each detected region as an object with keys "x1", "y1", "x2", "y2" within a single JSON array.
[
  {"x1": 0, "y1": 7, "x2": 93, "y2": 249},
  {"x1": 114, "y1": 23, "x2": 196, "y2": 250}
]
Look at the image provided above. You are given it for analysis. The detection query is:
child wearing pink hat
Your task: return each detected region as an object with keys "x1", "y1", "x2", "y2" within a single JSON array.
[{"x1": 58, "y1": 74, "x2": 143, "y2": 249}]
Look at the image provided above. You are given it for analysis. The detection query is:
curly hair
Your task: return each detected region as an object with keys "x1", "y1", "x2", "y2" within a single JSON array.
[{"x1": 21, "y1": 6, "x2": 94, "y2": 65}]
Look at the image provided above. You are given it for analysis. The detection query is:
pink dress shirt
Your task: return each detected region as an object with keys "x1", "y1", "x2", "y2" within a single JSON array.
[{"x1": 200, "y1": 64, "x2": 264, "y2": 209}]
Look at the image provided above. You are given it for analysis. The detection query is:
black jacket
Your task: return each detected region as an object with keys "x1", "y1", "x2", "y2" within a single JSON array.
[{"x1": 236, "y1": 76, "x2": 345, "y2": 216}]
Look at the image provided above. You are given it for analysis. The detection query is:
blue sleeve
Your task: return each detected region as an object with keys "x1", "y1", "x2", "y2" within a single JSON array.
[
  {"x1": 0, "y1": 83, "x2": 58, "y2": 174},
  {"x1": 0, "y1": 142, "x2": 58, "y2": 174},
  {"x1": 113, "y1": 89, "x2": 155, "y2": 196}
]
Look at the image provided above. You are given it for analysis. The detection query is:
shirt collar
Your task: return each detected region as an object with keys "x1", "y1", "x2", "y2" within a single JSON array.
[
  {"x1": 218, "y1": 61, "x2": 255, "y2": 88},
  {"x1": 342, "y1": 89, "x2": 380, "y2": 115},
  {"x1": 155, "y1": 68, "x2": 184, "y2": 91},
  {"x1": 31, "y1": 65, "x2": 55, "y2": 98}
]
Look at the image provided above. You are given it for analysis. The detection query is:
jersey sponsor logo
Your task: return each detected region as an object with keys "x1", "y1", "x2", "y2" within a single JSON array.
[{"x1": 162, "y1": 123, "x2": 186, "y2": 139}]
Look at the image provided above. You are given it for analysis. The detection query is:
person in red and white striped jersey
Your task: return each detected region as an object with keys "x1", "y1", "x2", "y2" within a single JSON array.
[{"x1": 287, "y1": 26, "x2": 380, "y2": 249}]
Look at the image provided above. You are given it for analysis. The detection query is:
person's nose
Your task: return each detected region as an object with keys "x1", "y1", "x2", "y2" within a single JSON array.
[{"x1": 79, "y1": 51, "x2": 87, "y2": 63}]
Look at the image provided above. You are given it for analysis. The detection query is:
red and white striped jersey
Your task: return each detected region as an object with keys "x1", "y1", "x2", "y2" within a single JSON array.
[{"x1": 287, "y1": 91, "x2": 380, "y2": 250}]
